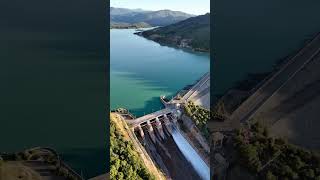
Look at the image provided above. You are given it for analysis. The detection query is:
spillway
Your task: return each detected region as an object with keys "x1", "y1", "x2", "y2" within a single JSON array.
[{"x1": 171, "y1": 127, "x2": 210, "y2": 180}]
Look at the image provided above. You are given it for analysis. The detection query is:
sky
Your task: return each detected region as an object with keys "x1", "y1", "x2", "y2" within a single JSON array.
[{"x1": 110, "y1": 0, "x2": 210, "y2": 15}]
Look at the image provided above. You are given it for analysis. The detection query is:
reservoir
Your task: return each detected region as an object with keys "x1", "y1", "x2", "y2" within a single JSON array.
[
  {"x1": 110, "y1": 29, "x2": 210, "y2": 117},
  {"x1": 111, "y1": 29, "x2": 210, "y2": 179},
  {"x1": 0, "y1": 27, "x2": 107, "y2": 178},
  {"x1": 213, "y1": 0, "x2": 320, "y2": 96}
]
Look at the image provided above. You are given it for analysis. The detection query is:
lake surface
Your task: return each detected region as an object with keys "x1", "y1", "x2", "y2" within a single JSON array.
[
  {"x1": 0, "y1": 5, "x2": 107, "y2": 177},
  {"x1": 213, "y1": 0, "x2": 320, "y2": 96},
  {"x1": 110, "y1": 29, "x2": 210, "y2": 117}
]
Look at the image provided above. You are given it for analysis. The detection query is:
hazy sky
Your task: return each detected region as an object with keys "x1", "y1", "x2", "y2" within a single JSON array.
[{"x1": 110, "y1": 0, "x2": 210, "y2": 15}]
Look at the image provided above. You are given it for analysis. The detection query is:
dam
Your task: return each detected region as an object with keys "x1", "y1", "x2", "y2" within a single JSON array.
[
  {"x1": 115, "y1": 73, "x2": 211, "y2": 180},
  {"x1": 117, "y1": 110, "x2": 209, "y2": 180}
]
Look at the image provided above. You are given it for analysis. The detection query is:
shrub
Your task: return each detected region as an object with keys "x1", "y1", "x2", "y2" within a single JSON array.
[
  {"x1": 266, "y1": 171, "x2": 277, "y2": 180},
  {"x1": 234, "y1": 122, "x2": 320, "y2": 180}
]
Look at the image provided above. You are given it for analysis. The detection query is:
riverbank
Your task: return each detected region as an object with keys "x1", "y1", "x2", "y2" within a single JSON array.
[{"x1": 134, "y1": 31, "x2": 209, "y2": 53}]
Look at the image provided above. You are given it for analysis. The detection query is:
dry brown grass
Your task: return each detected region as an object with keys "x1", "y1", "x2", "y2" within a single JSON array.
[{"x1": 0, "y1": 162, "x2": 42, "y2": 180}]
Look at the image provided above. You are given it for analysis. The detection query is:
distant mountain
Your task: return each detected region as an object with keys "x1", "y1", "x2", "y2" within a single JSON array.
[
  {"x1": 110, "y1": 7, "x2": 194, "y2": 27},
  {"x1": 136, "y1": 13, "x2": 210, "y2": 52},
  {"x1": 110, "y1": 7, "x2": 150, "y2": 16}
]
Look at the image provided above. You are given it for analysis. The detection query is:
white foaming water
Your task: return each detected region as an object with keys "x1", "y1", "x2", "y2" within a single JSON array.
[{"x1": 171, "y1": 127, "x2": 210, "y2": 180}]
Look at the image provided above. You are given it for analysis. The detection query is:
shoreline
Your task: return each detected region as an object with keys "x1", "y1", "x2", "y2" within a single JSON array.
[{"x1": 134, "y1": 31, "x2": 210, "y2": 53}]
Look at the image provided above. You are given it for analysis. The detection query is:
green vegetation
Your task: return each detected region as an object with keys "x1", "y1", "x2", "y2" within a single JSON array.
[
  {"x1": 183, "y1": 101, "x2": 210, "y2": 139},
  {"x1": 234, "y1": 122, "x2": 320, "y2": 180},
  {"x1": 110, "y1": 119, "x2": 155, "y2": 180},
  {"x1": 140, "y1": 13, "x2": 210, "y2": 52}
]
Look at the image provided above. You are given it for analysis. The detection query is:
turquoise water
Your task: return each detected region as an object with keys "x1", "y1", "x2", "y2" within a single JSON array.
[{"x1": 110, "y1": 29, "x2": 210, "y2": 117}]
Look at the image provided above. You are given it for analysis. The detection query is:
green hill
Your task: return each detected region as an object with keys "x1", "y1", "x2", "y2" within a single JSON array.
[
  {"x1": 110, "y1": 114, "x2": 155, "y2": 180},
  {"x1": 137, "y1": 13, "x2": 210, "y2": 52}
]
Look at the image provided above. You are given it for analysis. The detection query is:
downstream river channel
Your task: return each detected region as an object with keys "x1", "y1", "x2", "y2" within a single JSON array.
[{"x1": 110, "y1": 29, "x2": 210, "y2": 117}]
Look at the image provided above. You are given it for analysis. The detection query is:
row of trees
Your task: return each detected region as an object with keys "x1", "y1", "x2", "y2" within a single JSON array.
[
  {"x1": 110, "y1": 120, "x2": 155, "y2": 180},
  {"x1": 234, "y1": 122, "x2": 320, "y2": 180},
  {"x1": 183, "y1": 101, "x2": 210, "y2": 139}
]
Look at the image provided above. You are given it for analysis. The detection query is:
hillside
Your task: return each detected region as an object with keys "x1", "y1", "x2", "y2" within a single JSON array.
[
  {"x1": 249, "y1": 47, "x2": 320, "y2": 150},
  {"x1": 231, "y1": 122, "x2": 320, "y2": 180},
  {"x1": 110, "y1": 22, "x2": 151, "y2": 29},
  {"x1": 110, "y1": 7, "x2": 149, "y2": 16},
  {"x1": 110, "y1": 7, "x2": 194, "y2": 27},
  {"x1": 110, "y1": 113, "x2": 165, "y2": 180},
  {"x1": 136, "y1": 13, "x2": 210, "y2": 52}
]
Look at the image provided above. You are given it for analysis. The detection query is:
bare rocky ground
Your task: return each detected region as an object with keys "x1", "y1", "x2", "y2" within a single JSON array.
[
  {"x1": 250, "y1": 51, "x2": 320, "y2": 150},
  {"x1": 0, "y1": 161, "x2": 66, "y2": 180}
]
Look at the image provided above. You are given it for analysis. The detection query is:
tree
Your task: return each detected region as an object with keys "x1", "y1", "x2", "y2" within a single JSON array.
[
  {"x1": 302, "y1": 168, "x2": 315, "y2": 179},
  {"x1": 110, "y1": 166, "x2": 118, "y2": 179},
  {"x1": 110, "y1": 120, "x2": 154, "y2": 180},
  {"x1": 266, "y1": 171, "x2": 277, "y2": 180},
  {"x1": 239, "y1": 144, "x2": 261, "y2": 172},
  {"x1": 292, "y1": 156, "x2": 304, "y2": 170},
  {"x1": 234, "y1": 122, "x2": 320, "y2": 180}
]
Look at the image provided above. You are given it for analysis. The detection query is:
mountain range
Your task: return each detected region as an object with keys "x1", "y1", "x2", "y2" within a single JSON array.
[{"x1": 110, "y1": 7, "x2": 194, "y2": 27}]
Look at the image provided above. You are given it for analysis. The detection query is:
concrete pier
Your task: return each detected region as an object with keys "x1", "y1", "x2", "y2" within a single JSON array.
[
  {"x1": 155, "y1": 117, "x2": 166, "y2": 140},
  {"x1": 147, "y1": 121, "x2": 156, "y2": 143}
]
